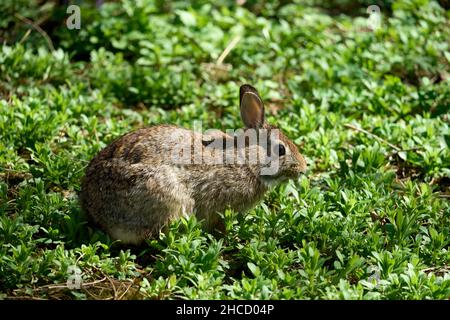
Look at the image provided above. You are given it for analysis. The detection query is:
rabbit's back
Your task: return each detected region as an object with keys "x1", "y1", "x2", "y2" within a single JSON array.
[{"x1": 91, "y1": 125, "x2": 189, "y2": 164}]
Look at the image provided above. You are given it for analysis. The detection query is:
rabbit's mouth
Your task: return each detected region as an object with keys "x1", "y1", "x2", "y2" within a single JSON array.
[{"x1": 285, "y1": 165, "x2": 307, "y2": 178}]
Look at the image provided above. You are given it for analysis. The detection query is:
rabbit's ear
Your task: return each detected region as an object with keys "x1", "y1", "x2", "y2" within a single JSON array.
[{"x1": 240, "y1": 84, "x2": 265, "y2": 128}]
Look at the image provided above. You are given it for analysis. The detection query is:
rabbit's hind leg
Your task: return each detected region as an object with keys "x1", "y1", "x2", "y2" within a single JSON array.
[
  {"x1": 108, "y1": 192, "x2": 193, "y2": 245},
  {"x1": 109, "y1": 165, "x2": 194, "y2": 245}
]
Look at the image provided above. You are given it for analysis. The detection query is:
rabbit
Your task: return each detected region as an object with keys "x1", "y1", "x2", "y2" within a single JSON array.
[{"x1": 80, "y1": 84, "x2": 307, "y2": 245}]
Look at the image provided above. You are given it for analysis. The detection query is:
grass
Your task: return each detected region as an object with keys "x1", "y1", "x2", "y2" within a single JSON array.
[{"x1": 0, "y1": 0, "x2": 449, "y2": 300}]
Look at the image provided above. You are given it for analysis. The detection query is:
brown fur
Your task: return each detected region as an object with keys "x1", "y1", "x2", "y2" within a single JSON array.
[{"x1": 80, "y1": 85, "x2": 307, "y2": 244}]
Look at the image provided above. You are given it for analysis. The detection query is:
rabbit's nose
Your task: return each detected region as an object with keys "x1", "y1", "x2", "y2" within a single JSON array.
[
  {"x1": 297, "y1": 155, "x2": 307, "y2": 174},
  {"x1": 298, "y1": 164, "x2": 307, "y2": 175}
]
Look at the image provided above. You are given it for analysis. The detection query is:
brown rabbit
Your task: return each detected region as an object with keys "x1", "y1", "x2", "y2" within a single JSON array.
[{"x1": 80, "y1": 84, "x2": 307, "y2": 244}]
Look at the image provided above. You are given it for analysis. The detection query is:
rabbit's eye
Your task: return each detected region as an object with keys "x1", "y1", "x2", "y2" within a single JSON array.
[{"x1": 277, "y1": 143, "x2": 286, "y2": 156}]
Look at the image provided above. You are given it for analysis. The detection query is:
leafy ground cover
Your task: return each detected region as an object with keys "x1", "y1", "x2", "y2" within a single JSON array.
[{"x1": 0, "y1": 0, "x2": 449, "y2": 299}]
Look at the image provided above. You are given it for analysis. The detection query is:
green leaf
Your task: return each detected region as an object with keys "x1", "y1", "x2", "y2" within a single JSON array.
[
  {"x1": 247, "y1": 262, "x2": 261, "y2": 277},
  {"x1": 444, "y1": 51, "x2": 450, "y2": 63},
  {"x1": 176, "y1": 10, "x2": 196, "y2": 27}
]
